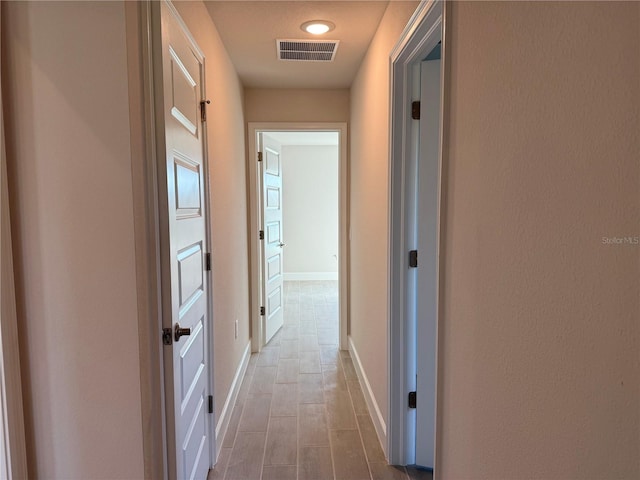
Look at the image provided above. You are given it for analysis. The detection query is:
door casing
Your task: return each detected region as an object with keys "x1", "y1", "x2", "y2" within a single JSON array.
[
  {"x1": 387, "y1": 0, "x2": 449, "y2": 471},
  {"x1": 247, "y1": 123, "x2": 349, "y2": 352},
  {"x1": 131, "y1": 1, "x2": 215, "y2": 478}
]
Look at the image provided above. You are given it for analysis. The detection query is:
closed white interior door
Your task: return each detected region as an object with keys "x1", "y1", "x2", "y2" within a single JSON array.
[
  {"x1": 415, "y1": 57, "x2": 442, "y2": 469},
  {"x1": 261, "y1": 133, "x2": 285, "y2": 344},
  {"x1": 159, "y1": 2, "x2": 211, "y2": 479}
]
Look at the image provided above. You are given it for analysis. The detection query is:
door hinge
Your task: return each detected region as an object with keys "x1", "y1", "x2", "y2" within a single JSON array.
[
  {"x1": 411, "y1": 101, "x2": 420, "y2": 120},
  {"x1": 205, "y1": 253, "x2": 211, "y2": 271},
  {"x1": 260, "y1": 306, "x2": 265, "y2": 316},
  {"x1": 162, "y1": 327, "x2": 173, "y2": 346},
  {"x1": 408, "y1": 391, "x2": 417, "y2": 409},
  {"x1": 200, "y1": 99, "x2": 211, "y2": 122},
  {"x1": 259, "y1": 230, "x2": 264, "y2": 240},
  {"x1": 258, "y1": 151, "x2": 263, "y2": 162},
  {"x1": 208, "y1": 395, "x2": 213, "y2": 414},
  {"x1": 409, "y1": 250, "x2": 418, "y2": 268}
]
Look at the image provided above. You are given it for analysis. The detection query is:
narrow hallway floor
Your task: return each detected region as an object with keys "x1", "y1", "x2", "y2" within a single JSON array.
[{"x1": 209, "y1": 281, "x2": 431, "y2": 480}]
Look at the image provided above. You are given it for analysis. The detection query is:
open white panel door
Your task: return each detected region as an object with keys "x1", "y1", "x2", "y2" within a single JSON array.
[
  {"x1": 157, "y1": 2, "x2": 211, "y2": 479},
  {"x1": 260, "y1": 133, "x2": 285, "y2": 344},
  {"x1": 415, "y1": 56, "x2": 442, "y2": 469}
]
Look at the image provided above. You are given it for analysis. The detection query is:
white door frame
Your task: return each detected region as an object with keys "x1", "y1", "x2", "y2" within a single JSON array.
[
  {"x1": 248, "y1": 122, "x2": 349, "y2": 352},
  {"x1": 387, "y1": 0, "x2": 449, "y2": 469},
  {"x1": 0, "y1": 46, "x2": 29, "y2": 476},
  {"x1": 133, "y1": 1, "x2": 216, "y2": 478}
]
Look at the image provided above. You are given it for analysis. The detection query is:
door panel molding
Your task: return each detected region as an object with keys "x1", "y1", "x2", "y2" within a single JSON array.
[{"x1": 247, "y1": 122, "x2": 349, "y2": 353}]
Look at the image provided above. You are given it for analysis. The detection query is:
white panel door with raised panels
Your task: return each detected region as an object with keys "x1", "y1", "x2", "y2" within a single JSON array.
[
  {"x1": 160, "y1": 2, "x2": 211, "y2": 479},
  {"x1": 261, "y1": 133, "x2": 284, "y2": 344}
]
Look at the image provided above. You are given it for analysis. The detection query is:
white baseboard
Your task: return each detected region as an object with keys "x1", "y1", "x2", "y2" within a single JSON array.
[
  {"x1": 214, "y1": 341, "x2": 251, "y2": 459},
  {"x1": 348, "y1": 336, "x2": 388, "y2": 458},
  {"x1": 283, "y1": 272, "x2": 338, "y2": 281}
]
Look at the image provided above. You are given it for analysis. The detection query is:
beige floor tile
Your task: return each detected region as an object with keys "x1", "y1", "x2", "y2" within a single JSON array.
[
  {"x1": 317, "y1": 327, "x2": 339, "y2": 345},
  {"x1": 257, "y1": 347, "x2": 280, "y2": 367},
  {"x1": 369, "y1": 463, "x2": 409, "y2": 480},
  {"x1": 323, "y1": 364, "x2": 348, "y2": 392},
  {"x1": 223, "y1": 282, "x2": 408, "y2": 480},
  {"x1": 271, "y1": 383, "x2": 298, "y2": 417},
  {"x1": 281, "y1": 324, "x2": 300, "y2": 340},
  {"x1": 347, "y1": 380, "x2": 368, "y2": 415},
  {"x1": 299, "y1": 309, "x2": 315, "y2": 322},
  {"x1": 300, "y1": 334, "x2": 320, "y2": 351},
  {"x1": 299, "y1": 403, "x2": 329, "y2": 446},
  {"x1": 298, "y1": 373, "x2": 325, "y2": 404},
  {"x1": 319, "y1": 346, "x2": 340, "y2": 365},
  {"x1": 314, "y1": 303, "x2": 338, "y2": 316},
  {"x1": 235, "y1": 372, "x2": 253, "y2": 408},
  {"x1": 299, "y1": 321, "x2": 317, "y2": 334},
  {"x1": 222, "y1": 405, "x2": 243, "y2": 448},
  {"x1": 264, "y1": 416, "x2": 297, "y2": 465},
  {"x1": 261, "y1": 465, "x2": 297, "y2": 480},
  {"x1": 208, "y1": 446, "x2": 231, "y2": 480},
  {"x1": 280, "y1": 339, "x2": 299, "y2": 359},
  {"x1": 276, "y1": 358, "x2": 300, "y2": 383},
  {"x1": 357, "y1": 414, "x2": 386, "y2": 463},
  {"x1": 266, "y1": 332, "x2": 281, "y2": 347},
  {"x1": 311, "y1": 295, "x2": 326, "y2": 304},
  {"x1": 283, "y1": 311, "x2": 300, "y2": 322},
  {"x1": 341, "y1": 356, "x2": 358, "y2": 380},
  {"x1": 225, "y1": 431, "x2": 266, "y2": 480},
  {"x1": 249, "y1": 366, "x2": 277, "y2": 395},
  {"x1": 325, "y1": 389, "x2": 357, "y2": 429},
  {"x1": 330, "y1": 429, "x2": 371, "y2": 480},
  {"x1": 248, "y1": 352, "x2": 259, "y2": 366},
  {"x1": 299, "y1": 446, "x2": 334, "y2": 480},
  {"x1": 300, "y1": 350, "x2": 322, "y2": 374},
  {"x1": 238, "y1": 394, "x2": 271, "y2": 432}
]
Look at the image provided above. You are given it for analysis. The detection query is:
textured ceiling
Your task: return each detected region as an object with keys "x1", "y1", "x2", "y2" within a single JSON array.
[{"x1": 203, "y1": 1, "x2": 391, "y2": 88}]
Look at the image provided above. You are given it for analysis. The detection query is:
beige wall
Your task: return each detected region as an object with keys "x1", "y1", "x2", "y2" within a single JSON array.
[
  {"x1": 245, "y1": 88, "x2": 350, "y2": 123},
  {"x1": 2, "y1": 2, "x2": 144, "y2": 478},
  {"x1": 349, "y1": 1, "x2": 418, "y2": 426},
  {"x1": 439, "y1": 2, "x2": 640, "y2": 478},
  {"x1": 282, "y1": 145, "x2": 339, "y2": 277},
  {"x1": 174, "y1": 1, "x2": 250, "y2": 425}
]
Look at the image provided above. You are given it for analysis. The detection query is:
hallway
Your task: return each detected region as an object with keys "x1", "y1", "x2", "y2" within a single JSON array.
[{"x1": 209, "y1": 281, "x2": 430, "y2": 480}]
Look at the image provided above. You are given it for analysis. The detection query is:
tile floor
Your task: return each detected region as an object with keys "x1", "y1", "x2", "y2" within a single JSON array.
[{"x1": 209, "y1": 281, "x2": 432, "y2": 480}]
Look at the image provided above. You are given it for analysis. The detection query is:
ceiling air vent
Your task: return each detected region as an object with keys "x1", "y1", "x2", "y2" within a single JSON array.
[{"x1": 276, "y1": 39, "x2": 340, "y2": 62}]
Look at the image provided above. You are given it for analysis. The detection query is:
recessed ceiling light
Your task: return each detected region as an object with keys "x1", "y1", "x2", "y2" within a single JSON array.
[{"x1": 301, "y1": 20, "x2": 335, "y2": 35}]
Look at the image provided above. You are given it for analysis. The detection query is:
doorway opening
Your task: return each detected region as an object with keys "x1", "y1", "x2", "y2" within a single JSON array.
[
  {"x1": 247, "y1": 123, "x2": 348, "y2": 353},
  {"x1": 388, "y1": 0, "x2": 447, "y2": 473}
]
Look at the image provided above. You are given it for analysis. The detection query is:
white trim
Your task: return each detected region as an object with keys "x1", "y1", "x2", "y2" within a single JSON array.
[
  {"x1": 214, "y1": 341, "x2": 250, "y2": 458},
  {"x1": 283, "y1": 272, "x2": 338, "y2": 281},
  {"x1": 387, "y1": 0, "x2": 448, "y2": 469},
  {"x1": 348, "y1": 337, "x2": 387, "y2": 455},
  {"x1": 130, "y1": 2, "x2": 169, "y2": 479},
  {"x1": 0, "y1": 19, "x2": 28, "y2": 473},
  {"x1": 248, "y1": 122, "x2": 349, "y2": 352}
]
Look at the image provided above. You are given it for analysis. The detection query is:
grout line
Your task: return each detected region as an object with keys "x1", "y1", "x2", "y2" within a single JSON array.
[
  {"x1": 258, "y1": 360, "x2": 278, "y2": 480},
  {"x1": 341, "y1": 352, "x2": 374, "y2": 480},
  {"x1": 221, "y1": 357, "x2": 254, "y2": 480}
]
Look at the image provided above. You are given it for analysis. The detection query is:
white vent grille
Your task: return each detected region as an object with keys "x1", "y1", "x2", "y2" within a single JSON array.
[{"x1": 277, "y1": 39, "x2": 339, "y2": 62}]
